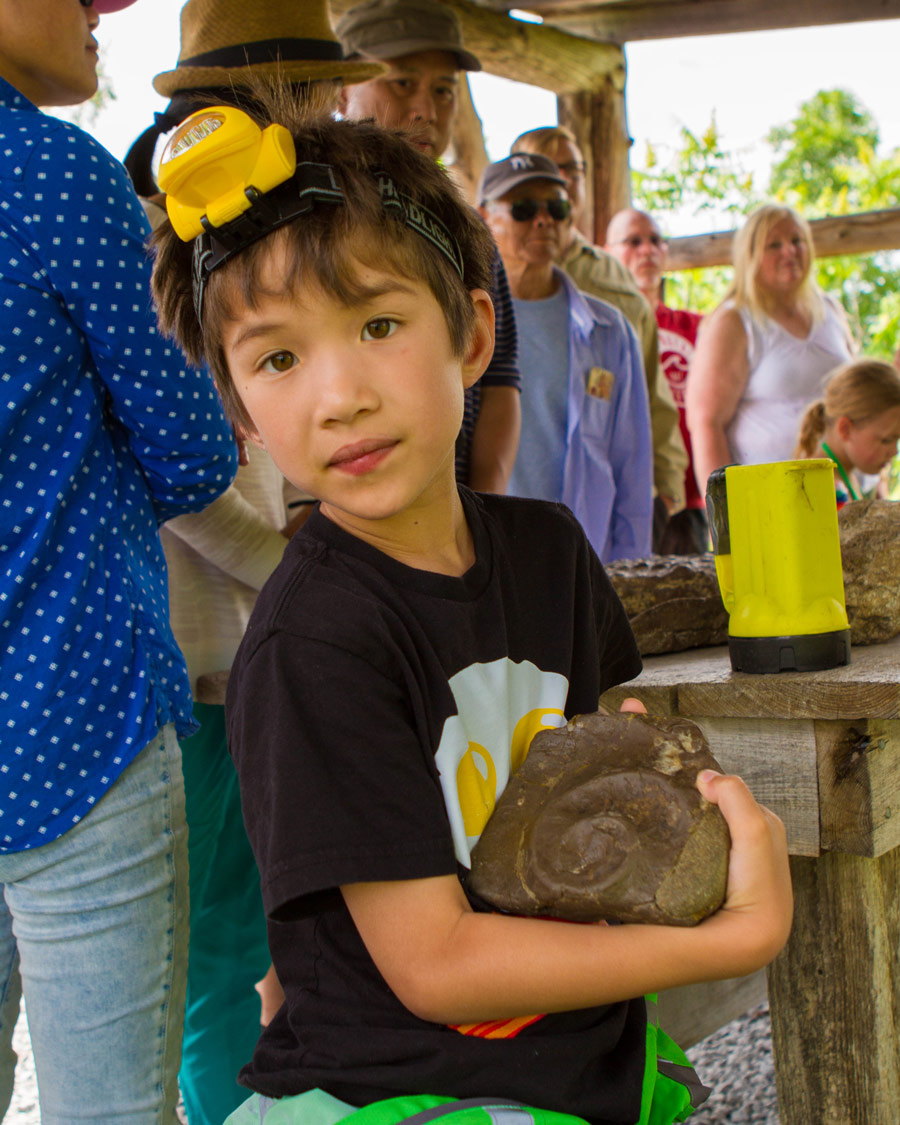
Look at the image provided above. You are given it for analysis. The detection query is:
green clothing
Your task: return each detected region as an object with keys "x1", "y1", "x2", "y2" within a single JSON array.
[{"x1": 180, "y1": 702, "x2": 271, "y2": 1125}]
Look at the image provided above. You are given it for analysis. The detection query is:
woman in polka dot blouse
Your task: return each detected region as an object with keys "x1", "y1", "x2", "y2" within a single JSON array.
[{"x1": 0, "y1": 0, "x2": 238, "y2": 1118}]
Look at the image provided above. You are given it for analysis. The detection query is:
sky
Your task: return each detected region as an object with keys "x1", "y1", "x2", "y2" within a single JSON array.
[{"x1": 55, "y1": 6, "x2": 900, "y2": 239}]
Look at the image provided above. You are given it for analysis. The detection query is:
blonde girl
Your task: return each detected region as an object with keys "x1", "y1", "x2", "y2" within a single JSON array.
[{"x1": 795, "y1": 358, "x2": 900, "y2": 504}]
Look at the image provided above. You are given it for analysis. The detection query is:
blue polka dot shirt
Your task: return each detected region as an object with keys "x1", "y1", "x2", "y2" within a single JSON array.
[{"x1": 0, "y1": 79, "x2": 238, "y2": 852}]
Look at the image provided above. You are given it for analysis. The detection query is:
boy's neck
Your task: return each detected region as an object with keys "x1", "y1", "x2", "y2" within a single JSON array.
[{"x1": 320, "y1": 485, "x2": 476, "y2": 577}]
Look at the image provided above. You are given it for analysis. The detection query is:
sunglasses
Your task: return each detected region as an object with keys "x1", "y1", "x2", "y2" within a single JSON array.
[{"x1": 507, "y1": 198, "x2": 572, "y2": 223}]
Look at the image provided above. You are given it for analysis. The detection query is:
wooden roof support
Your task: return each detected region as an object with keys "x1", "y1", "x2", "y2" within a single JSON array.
[
  {"x1": 665, "y1": 208, "x2": 900, "y2": 272},
  {"x1": 507, "y1": 0, "x2": 900, "y2": 44},
  {"x1": 328, "y1": 0, "x2": 625, "y2": 93},
  {"x1": 558, "y1": 84, "x2": 631, "y2": 245}
]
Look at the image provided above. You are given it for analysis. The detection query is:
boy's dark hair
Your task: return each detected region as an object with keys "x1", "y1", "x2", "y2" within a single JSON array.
[{"x1": 151, "y1": 83, "x2": 495, "y2": 430}]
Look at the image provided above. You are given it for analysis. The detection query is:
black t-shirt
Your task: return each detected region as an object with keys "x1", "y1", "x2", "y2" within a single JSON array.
[{"x1": 227, "y1": 489, "x2": 646, "y2": 1123}]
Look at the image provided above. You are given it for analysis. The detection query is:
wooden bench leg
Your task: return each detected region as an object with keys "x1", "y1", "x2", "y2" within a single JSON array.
[{"x1": 767, "y1": 850, "x2": 900, "y2": 1124}]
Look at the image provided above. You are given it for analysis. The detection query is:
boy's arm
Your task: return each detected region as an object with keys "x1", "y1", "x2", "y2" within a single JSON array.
[{"x1": 341, "y1": 770, "x2": 792, "y2": 1026}]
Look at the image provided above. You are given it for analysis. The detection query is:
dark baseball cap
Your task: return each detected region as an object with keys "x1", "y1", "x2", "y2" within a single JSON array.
[
  {"x1": 478, "y1": 153, "x2": 567, "y2": 204},
  {"x1": 336, "y1": 0, "x2": 481, "y2": 72}
]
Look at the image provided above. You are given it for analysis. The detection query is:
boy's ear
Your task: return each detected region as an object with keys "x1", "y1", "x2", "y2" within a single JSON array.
[
  {"x1": 337, "y1": 86, "x2": 350, "y2": 118},
  {"x1": 462, "y1": 288, "x2": 495, "y2": 389}
]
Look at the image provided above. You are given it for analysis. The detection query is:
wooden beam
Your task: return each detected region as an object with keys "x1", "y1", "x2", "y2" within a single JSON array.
[
  {"x1": 328, "y1": 0, "x2": 625, "y2": 93},
  {"x1": 494, "y1": 0, "x2": 900, "y2": 45},
  {"x1": 559, "y1": 85, "x2": 631, "y2": 244},
  {"x1": 665, "y1": 208, "x2": 900, "y2": 272}
]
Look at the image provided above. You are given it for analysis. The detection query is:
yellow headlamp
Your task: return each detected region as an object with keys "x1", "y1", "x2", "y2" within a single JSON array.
[
  {"x1": 158, "y1": 106, "x2": 297, "y2": 241},
  {"x1": 158, "y1": 105, "x2": 465, "y2": 325}
]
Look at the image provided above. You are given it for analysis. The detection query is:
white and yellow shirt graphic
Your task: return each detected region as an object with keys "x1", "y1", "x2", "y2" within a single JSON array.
[{"x1": 434, "y1": 657, "x2": 569, "y2": 868}]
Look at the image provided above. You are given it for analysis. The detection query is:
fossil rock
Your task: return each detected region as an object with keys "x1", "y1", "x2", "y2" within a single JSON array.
[
  {"x1": 838, "y1": 498, "x2": 900, "y2": 646},
  {"x1": 606, "y1": 555, "x2": 728, "y2": 656},
  {"x1": 468, "y1": 711, "x2": 730, "y2": 927}
]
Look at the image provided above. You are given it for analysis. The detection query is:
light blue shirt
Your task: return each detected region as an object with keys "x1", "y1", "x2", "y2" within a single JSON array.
[
  {"x1": 509, "y1": 268, "x2": 653, "y2": 563},
  {"x1": 0, "y1": 78, "x2": 237, "y2": 851},
  {"x1": 509, "y1": 286, "x2": 569, "y2": 502}
]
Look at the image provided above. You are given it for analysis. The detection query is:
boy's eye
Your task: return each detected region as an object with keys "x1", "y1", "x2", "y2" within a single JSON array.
[
  {"x1": 261, "y1": 350, "x2": 298, "y2": 374},
  {"x1": 362, "y1": 318, "x2": 397, "y2": 341}
]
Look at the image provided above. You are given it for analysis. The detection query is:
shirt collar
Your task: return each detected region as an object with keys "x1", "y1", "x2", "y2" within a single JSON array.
[{"x1": 0, "y1": 75, "x2": 38, "y2": 113}]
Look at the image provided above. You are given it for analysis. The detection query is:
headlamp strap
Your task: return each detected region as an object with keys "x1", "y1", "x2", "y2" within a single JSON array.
[
  {"x1": 191, "y1": 163, "x2": 465, "y2": 323},
  {"x1": 376, "y1": 172, "x2": 464, "y2": 281},
  {"x1": 191, "y1": 161, "x2": 343, "y2": 321}
]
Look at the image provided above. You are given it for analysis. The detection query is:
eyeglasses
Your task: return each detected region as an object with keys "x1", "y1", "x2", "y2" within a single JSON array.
[
  {"x1": 502, "y1": 198, "x2": 572, "y2": 223},
  {"x1": 613, "y1": 234, "x2": 665, "y2": 249}
]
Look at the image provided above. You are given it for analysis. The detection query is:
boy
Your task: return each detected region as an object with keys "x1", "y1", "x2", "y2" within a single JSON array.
[{"x1": 151, "y1": 94, "x2": 792, "y2": 1124}]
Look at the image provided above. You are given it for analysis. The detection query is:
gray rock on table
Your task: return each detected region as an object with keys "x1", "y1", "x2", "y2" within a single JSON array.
[
  {"x1": 838, "y1": 497, "x2": 900, "y2": 646},
  {"x1": 468, "y1": 711, "x2": 730, "y2": 927}
]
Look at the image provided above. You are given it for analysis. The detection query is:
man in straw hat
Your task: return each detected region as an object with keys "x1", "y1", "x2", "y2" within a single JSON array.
[
  {"x1": 124, "y1": 4, "x2": 386, "y2": 1124},
  {"x1": 0, "y1": 0, "x2": 238, "y2": 1119},
  {"x1": 337, "y1": 0, "x2": 522, "y2": 496}
]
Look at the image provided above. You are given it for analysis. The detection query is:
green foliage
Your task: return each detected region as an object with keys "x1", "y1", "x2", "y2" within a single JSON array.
[
  {"x1": 631, "y1": 118, "x2": 758, "y2": 226},
  {"x1": 767, "y1": 89, "x2": 879, "y2": 206}
]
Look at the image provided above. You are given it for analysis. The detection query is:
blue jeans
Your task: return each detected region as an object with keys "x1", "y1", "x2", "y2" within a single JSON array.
[{"x1": 0, "y1": 726, "x2": 189, "y2": 1122}]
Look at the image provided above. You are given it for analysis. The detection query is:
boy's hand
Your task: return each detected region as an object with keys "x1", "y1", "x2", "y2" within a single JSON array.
[{"x1": 696, "y1": 770, "x2": 793, "y2": 970}]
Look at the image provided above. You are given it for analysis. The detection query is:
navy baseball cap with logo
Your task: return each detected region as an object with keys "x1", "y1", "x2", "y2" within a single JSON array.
[{"x1": 477, "y1": 153, "x2": 567, "y2": 205}]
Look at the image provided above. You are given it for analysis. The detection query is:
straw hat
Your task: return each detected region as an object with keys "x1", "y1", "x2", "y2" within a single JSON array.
[{"x1": 152, "y1": 0, "x2": 384, "y2": 97}]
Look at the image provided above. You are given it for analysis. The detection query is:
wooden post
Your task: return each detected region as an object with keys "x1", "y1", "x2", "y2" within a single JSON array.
[
  {"x1": 767, "y1": 849, "x2": 900, "y2": 1124},
  {"x1": 447, "y1": 74, "x2": 489, "y2": 207},
  {"x1": 558, "y1": 70, "x2": 630, "y2": 246}
]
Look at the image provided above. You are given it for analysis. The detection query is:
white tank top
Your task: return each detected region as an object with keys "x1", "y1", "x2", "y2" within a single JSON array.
[{"x1": 725, "y1": 295, "x2": 852, "y2": 466}]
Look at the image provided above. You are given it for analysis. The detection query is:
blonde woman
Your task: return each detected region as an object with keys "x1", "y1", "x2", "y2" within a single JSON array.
[{"x1": 686, "y1": 204, "x2": 854, "y2": 495}]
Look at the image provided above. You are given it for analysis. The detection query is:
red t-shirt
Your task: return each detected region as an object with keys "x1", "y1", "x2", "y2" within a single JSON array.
[{"x1": 656, "y1": 304, "x2": 704, "y2": 509}]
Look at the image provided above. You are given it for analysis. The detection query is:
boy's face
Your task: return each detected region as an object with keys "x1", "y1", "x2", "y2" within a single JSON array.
[
  {"x1": 222, "y1": 241, "x2": 493, "y2": 540},
  {"x1": 0, "y1": 0, "x2": 100, "y2": 107}
]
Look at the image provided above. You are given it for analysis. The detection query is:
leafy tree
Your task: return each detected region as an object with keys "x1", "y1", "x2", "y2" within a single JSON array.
[
  {"x1": 767, "y1": 88, "x2": 879, "y2": 206},
  {"x1": 631, "y1": 117, "x2": 759, "y2": 314}
]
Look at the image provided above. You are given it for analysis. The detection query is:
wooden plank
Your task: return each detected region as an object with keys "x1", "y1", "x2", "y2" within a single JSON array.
[
  {"x1": 666, "y1": 208, "x2": 900, "y2": 272},
  {"x1": 767, "y1": 849, "x2": 900, "y2": 1124},
  {"x1": 329, "y1": 0, "x2": 626, "y2": 93},
  {"x1": 817, "y1": 719, "x2": 900, "y2": 858},
  {"x1": 601, "y1": 637, "x2": 900, "y2": 720},
  {"x1": 655, "y1": 970, "x2": 768, "y2": 1050},
  {"x1": 511, "y1": 0, "x2": 900, "y2": 44},
  {"x1": 693, "y1": 717, "x2": 820, "y2": 856}
]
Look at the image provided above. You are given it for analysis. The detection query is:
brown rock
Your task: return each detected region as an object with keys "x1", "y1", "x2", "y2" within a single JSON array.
[
  {"x1": 606, "y1": 555, "x2": 728, "y2": 656},
  {"x1": 838, "y1": 498, "x2": 900, "y2": 646},
  {"x1": 468, "y1": 711, "x2": 730, "y2": 927}
]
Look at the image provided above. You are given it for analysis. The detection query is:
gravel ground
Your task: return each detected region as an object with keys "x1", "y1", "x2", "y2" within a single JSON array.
[
  {"x1": 3, "y1": 1000, "x2": 778, "y2": 1124},
  {"x1": 686, "y1": 1003, "x2": 780, "y2": 1124}
]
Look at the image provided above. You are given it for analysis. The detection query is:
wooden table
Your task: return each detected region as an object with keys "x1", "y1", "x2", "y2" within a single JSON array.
[{"x1": 601, "y1": 634, "x2": 900, "y2": 1125}]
